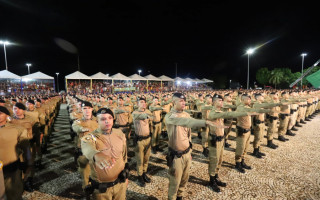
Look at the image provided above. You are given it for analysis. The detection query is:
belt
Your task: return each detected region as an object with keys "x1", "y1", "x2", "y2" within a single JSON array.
[
  {"x1": 236, "y1": 126, "x2": 250, "y2": 133},
  {"x1": 267, "y1": 115, "x2": 279, "y2": 120},
  {"x1": 308, "y1": 103, "x2": 312, "y2": 106},
  {"x1": 255, "y1": 120, "x2": 265, "y2": 124},
  {"x1": 280, "y1": 113, "x2": 290, "y2": 117},
  {"x1": 3, "y1": 160, "x2": 19, "y2": 174},
  {"x1": 152, "y1": 121, "x2": 161, "y2": 124},
  {"x1": 136, "y1": 134, "x2": 151, "y2": 141},
  {"x1": 117, "y1": 124, "x2": 130, "y2": 127},
  {"x1": 168, "y1": 144, "x2": 192, "y2": 158},
  {"x1": 290, "y1": 109, "x2": 297, "y2": 112},
  {"x1": 90, "y1": 178, "x2": 120, "y2": 193}
]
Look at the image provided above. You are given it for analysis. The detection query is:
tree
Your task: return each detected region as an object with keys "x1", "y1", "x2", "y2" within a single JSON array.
[
  {"x1": 256, "y1": 67, "x2": 271, "y2": 87},
  {"x1": 269, "y1": 68, "x2": 284, "y2": 89}
]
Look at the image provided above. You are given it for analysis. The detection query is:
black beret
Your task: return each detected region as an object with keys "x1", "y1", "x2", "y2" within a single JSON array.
[
  {"x1": 11, "y1": 99, "x2": 17, "y2": 102},
  {"x1": 96, "y1": 108, "x2": 114, "y2": 118},
  {"x1": 107, "y1": 97, "x2": 113, "y2": 101},
  {"x1": 118, "y1": 96, "x2": 124, "y2": 100},
  {"x1": 255, "y1": 93, "x2": 262, "y2": 98},
  {"x1": 270, "y1": 92, "x2": 276, "y2": 95},
  {"x1": 14, "y1": 102, "x2": 26, "y2": 110},
  {"x1": 81, "y1": 101, "x2": 93, "y2": 108},
  {"x1": 36, "y1": 99, "x2": 41, "y2": 103},
  {"x1": 138, "y1": 97, "x2": 146, "y2": 102},
  {"x1": 0, "y1": 99, "x2": 5, "y2": 103},
  {"x1": 198, "y1": 93, "x2": 203, "y2": 97},
  {"x1": 212, "y1": 94, "x2": 223, "y2": 100},
  {"x1": 172, "y1": 93, "x2": 186, "y2": 101},
  {"x1": 205, "y1": 94, "x2": 212, "y2": 98},
  {"x1": 27, "y1": 100, "x2": 35, "y2": 105},
  {"x1": 224, "y1": 93, "x2": 230, "y2": 97},
  {"x1": 281, "y1": 91, "x2": 287, "y2": 95},
  {"x1": 0, "y1": 106, "x2": 10, "y2": 115}
]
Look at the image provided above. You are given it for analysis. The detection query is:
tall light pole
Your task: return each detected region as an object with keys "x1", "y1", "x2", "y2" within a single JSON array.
[
  {"x1": 138, "y1": 69, "x2": 142, "y2": 76},
  {"x1": 246, "y1": 48, "x2": 255, "y2": 89},
  {"x1": 56, "y1": 72, "x2": 60, "y2": 92},
  {"x1": 26, "y1": 63, "x2": 32, "y2": 74},
  {"x1": 0, "y1": 40, "x2": 10, "y2": 70},
  {"x1": 229, "y1": 80, "x2": 231, "y2": 89},
  {"x1": 301, "y1": 53, "x2": 307, "y2": 89}
]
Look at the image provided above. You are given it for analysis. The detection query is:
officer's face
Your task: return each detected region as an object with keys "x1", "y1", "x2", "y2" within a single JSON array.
[
  {"x1": 82, "y1": 106, "x2": 92, "y2": 119},
  {"x1": 153, "y1": 99, "x2": 158, "y2": 105},
  {"x1": 138, "y1": 100, "x2": 146, "y2": 109},
  {"x1": 214, "y1": 99, "x2": 223, "y2": 108},
  {"x1": 206, "y1": 97, "x2": 212, "y2": 104},
  {"x1": 118, "y1": 99, "x2": 124, "y2": 106},
  {"x1": 243, "y1": 97, "x2": 251, "y2": 105},
  {"x1": 26, "y1": 102, "x2": 34, "y2": 110},
  {"x1": 98, "y1": 113, "x2": 113, "y2": 131},
  {"x1": 13, "y1": 106, "x2": 24, "y2": 116},
  {"x1": 175, "y1": 98, "x2": 185, "y2": 111},
  {"x1": 0, "y1": 112, "x2": 7, "y2": 124}
]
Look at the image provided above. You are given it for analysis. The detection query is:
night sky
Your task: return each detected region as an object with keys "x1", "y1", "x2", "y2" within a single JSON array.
[{"x1": 1, "y1": 1, "x2": 319, "y2": 88}]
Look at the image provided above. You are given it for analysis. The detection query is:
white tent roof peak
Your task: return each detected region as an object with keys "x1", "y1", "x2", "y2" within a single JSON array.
[
  {"x1": 144, "y1": 74, "x2": 161, "y2": 81},
  {"x1": 91, "y1": 72, "x2": 112, "y2": 80},
  {"x1": 22, "y1": 71, "x2": 54, "y2": 80},
  {"x1": 202, "y1": 78, "x2": 213, "y2": 83},
  {"x1": 174, "y1": 77, "x2": 186, "y2": 82},
  {"x1": 158, "y1": 75, "x2": 174, "y2": 81},
  {"x1": 111, "y1": 73, "x2": 131, "y2": 80},
  {"x1": 65, "y1": 71, "x2": 91, "y2": 79},
  {"x1": 129, "y1": 74, "x2": 147, "y2": 80},
  {"x1": 0, "y1": 70, "x2": 21, "y2": 79},
  {"x1": 185, "y1": 77, "x2": 196, "y2": 82}
]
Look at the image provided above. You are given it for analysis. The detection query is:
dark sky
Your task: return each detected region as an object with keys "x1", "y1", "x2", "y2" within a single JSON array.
[{"x1": 1, "y1": 0, "x2": 319, "y2": 88}]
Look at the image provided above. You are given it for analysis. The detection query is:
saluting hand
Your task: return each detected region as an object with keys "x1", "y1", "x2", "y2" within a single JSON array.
[{"x1": 94, "y1": 152, "x2": 116, "y2": 169}]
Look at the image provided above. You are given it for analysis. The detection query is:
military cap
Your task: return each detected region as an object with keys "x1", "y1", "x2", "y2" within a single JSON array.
[
  {"x1": 205, "y1": 94, "x2": 212, "y2": 98},
  {"x1": 81, "y1": 101, "x2": 93, "y2": 108},
  {"x1": 212, "y1": 94, "x2": 224, "y2": 100},
  {"x1": 11, "y1": 99, "x2": 17, "y2": 102},
  {"x1": 281, "y1": 91, "x2": 287, "y2": 95},
  {"x1": 172, "y1": 92, "x2": 186, "y2": 101},
  {"x1": 224, "y1": 93, "x2": 230, "y2": 97},
  {"x1": 96, "y1": 108, "x2": 114, "y2": 118},
  {"x1": 27, "y1": 100, "x2": 35, "y2": 105},
  {"x1": 0, "y1": 99, "x2": 5, "y2": 103},
  {"x1": 107, "y1": 97, "x2": 113, "y2": 101},
  {"x1": 254, "y1": 93, "x2": 262, "y2": 98},
  {"x1": 14, "y1": 102, "x2": 26, "y2": 110},
  {"x1": 36, "y1": 99, "x2": 41, "y2": 103},
  {"x1": 118, "y1": 96, "x2": 124, "y2": 100},
  {"x1": 198, "y1": 93, "x2": 203, "y2": 97},
  {"x1": 138, "y1": 97, "x2": 146, "y2": 102},
  {"x1": 0, "y1": 106, "x2": 10, "y2": 116}
]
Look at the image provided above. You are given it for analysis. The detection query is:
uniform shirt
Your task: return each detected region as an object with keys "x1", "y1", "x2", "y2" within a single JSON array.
[
  {"x1": 132, "y1": 109, "x2": 152, "y2": 137},
  {"x1": 236, "y1": 104, "x2": 270, "y2": 129},
  {"x1": 0, "y1": 123, "x2": 28, "y2": 165},
  {"x1": 165, "y1": 108, "x2": 206, "y2": 151},
  {"x1": 81, "y1": 128, "x2": 126, "y2": 182},
  {"x1": 161, "y1": 100, "x2": 172, "y2": 113},
  {"x1": 252, "y1": 101, "x2": 281, "y2": 121},
  {"x1": 72, "y1": 117, "x2": 98, "y2": 148},
  {"x1": 11, "y1": 114, "x2": 36, "y2": 140},
  {"x1": 149, "y1": 105, "x2": 163, "y2": 122},
  {"x1": 114, "y1": 106, "x2": 130, "y2": 126},
  {"x1": 201, "y1": 104, "x2": 213, "y2": 120}
]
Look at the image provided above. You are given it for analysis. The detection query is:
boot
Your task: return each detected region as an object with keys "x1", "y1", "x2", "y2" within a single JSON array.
[
  {"x1": 209, "y1": 176, "x2": 221, "y2": 192},
  {"x1": 278, "y1": 135, "x2": 288, "y2": 142},
  {"x1": 252, "y1": 148, "x2": 262, "y2": 158},
  {"x1": 241, "y1": 160, "x2": 252, "y2": 170},
  {"x1": 24, "y1": 177, "x2": 34, "y2": 192},
  {"x1": 137, "y1": 176, "x2": 146, "y2": 187},
  {"x1": 224, "y1": 141, "x2": 231, "y2": 148},
  {"x1": 202, "y1": 147, "x2": 209, "y2": 157},
  {"x1": 267, "y1": 140, "x2": 278, "y2": 149},
  {"x1": 291, "y1": 126, "x2": 298, "y2": 131},
  {"x1": 286, "y1": 130, "x2": 296, "y2": 136},
  {"x1": 300, "y1": 119, "x2": 307, "y2": 124},
  {"x1": 156, "y1": 145, "x2": 164, "y2": 152},
  {"x1": 142, "y1": 173, "x2": 151, "y2": 183},
  {"x1": 295, "y1": 122, "x2": 302, "y2": 127},
  {"x1": 176, "y1": 197, "x2": 183, "y2": 200},
  {"x1": 235, "y1": 162, "x2": 245, "y2": 173},
  {"x1": 258, "y1": 147, "x2": 266, "y2": 156},
  {"x1": 214, "y1": 174, "x2": 227, "y2": 187},
  {"x1": 305, "y1": 117, "x2": 311, "y2": 121}
]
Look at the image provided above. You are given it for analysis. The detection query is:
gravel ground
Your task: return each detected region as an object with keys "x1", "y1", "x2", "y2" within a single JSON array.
[{"x1": 23, "y1": 104, "x2": 320, "y2": 200}]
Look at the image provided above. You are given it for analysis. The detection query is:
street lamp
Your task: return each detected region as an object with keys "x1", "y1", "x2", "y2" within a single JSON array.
[
  {"x1": 56, "y1": 72, "x2": 60, "y2": 92},
  {"x1": 246, "y1": 48, "x2": 255, "y2": 89},
  {"x1": 26, "y1": 63, "x2": 32, "y2": 74},
  {"x1": 138, "y1": 70, "x2": 142, "y2": 76},
  {"x1": 0, "y1": 40, "x2": 11, "y2": 70},
  {"x1": 229, "y1": 80, "x2": 231, "y2": 89},
  {"x1": 301, "y1": 53, "x2": 307, "y2": 89}
]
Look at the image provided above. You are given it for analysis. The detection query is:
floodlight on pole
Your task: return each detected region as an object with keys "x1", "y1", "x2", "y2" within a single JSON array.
[
  {"x1": 56, "y1": 72, "x2": 60, "y2": 92},
  {"x1": 26, "y1": 63, "x2": 32, "y2": 74},
  {"x1": 246, "y1": 48, "x2": 255, "y2": 89},
  {"x1": 0, "y1": 40, "x2": 11, "y2": 70},
  {"x1": 138, "y1": 70, "x2": 142, "y2": 76},
  {"x1": 301, "y1": 53, "x2": 307, "y2": 89}
]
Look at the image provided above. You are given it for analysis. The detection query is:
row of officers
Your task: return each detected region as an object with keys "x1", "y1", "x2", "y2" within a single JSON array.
[
  {"x1": 0, "y1": 95, "x2": 62, "y2": 200},
  {"x1": 66, "y1": 89, "x2": 319, "y2": 200}
]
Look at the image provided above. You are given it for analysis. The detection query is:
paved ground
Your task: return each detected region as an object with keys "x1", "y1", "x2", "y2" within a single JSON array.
[{"x1": 23, "y1": 104, "x2": 320, "y2": 200}]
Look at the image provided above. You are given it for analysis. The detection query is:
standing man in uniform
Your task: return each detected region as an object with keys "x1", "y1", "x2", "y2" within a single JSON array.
[
  {"x1": 114, "y1": 96, "x2": 131, "y2": 148},
  {"x1": 81, "y1": 108, "x2": 128, "y2": 200},
  {"x1": 72, "y1": 101, "x2": 98, "y2": 190},
  {"x1": 200, "y1": 94, "x2": 214, "y2": 157},
  {"x1": 165, "y1": 93, "x2": 219, "y2": 200},
  {"x1": 149, "y1": 97, "x2": 164, "y2": 154},
  {"x1": 0, "y1": 106, "x2": 32, "y2": 200},
  {"x1": 132, "y1": 97, "x2": 153, "y2": 187}
]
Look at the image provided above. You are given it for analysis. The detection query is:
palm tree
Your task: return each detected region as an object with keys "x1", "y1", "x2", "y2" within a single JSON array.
[{"x1": 269, "y1": 68, "x2": 284, "y2": 89}]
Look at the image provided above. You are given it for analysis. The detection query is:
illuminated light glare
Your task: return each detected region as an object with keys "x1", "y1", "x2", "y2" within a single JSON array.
[
  {"x1": 0, "y1": 41, "x2": 10, "y2": 45},
  {"x1": 301, "y1": 53, "x2": 307, "y2": 57},
  {"x1": 186, "y1": 81, "x2": 191, "y2": 86},
  {"x1": 177, "y1": 81, "x2": 181, "y2": 85},
  {"x1": 246, "y1": 48, "x2": 255, "y2": 55}
]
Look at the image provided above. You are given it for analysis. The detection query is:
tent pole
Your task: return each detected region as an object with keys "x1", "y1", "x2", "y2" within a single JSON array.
[
  {"x1": 147, "y1": 80, "x2": 149, "y2": 92},
  {"x1": 90, "y1": 79, "x2": 92, "y2": 92},
  {"x1": 66, "y1": 78, "x2": 68, "y2": 93}
]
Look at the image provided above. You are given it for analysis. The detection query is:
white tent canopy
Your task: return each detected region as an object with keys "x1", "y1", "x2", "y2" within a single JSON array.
[
  {"x1": 158, "y1": 75, "x2": 174, "y2": 81},
  {"x1": 0, "y1": 70, "x2": 21, "y2": 79},
  {"x1": 111, "y1": 73, "x2": 131, "y2": 81},
  {"x1": 202, "y1": 78, "x2": 213, "y2": 83},
  {"x1": 65, "y1": 71, "x2": 91, "y2": 79},
  {"x1": 174, "y1": 77, "x2": 186, "y2": 82},
  {"x1": 22, "y1": 71, "x2": 54, "y2": 80},
  {"x1": 185, "y1": 78, "x2": 196, "y2": 83},
  {"x1": 194, "y1": 78, "x2": 204, "y2": 83},
  {"x1": 144, "y1": 74, "x2": 161, "y2": 81},
  {"x1": 91, "y1": 72, "x2": 112, "y2": 80},
  {"x1": 129, "y1": 74, "x2": 147, "y2": 81}
]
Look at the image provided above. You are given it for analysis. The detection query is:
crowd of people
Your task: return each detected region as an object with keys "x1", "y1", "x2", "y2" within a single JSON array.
[
  {"x1": 0, "y1": 80, "x2": 54, "y2": 96},
  {"x1": 1, "y1": 88, "x2": 319, "y2": 200}
]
